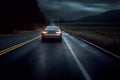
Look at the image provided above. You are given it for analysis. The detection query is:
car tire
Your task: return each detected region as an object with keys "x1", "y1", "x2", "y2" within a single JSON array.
[
  {"x1": 41, "y1": 38, "x2": 45, "y2": 42},
  {"x1": 59, "y1": 38, "x2": 62, "y2": 42}
]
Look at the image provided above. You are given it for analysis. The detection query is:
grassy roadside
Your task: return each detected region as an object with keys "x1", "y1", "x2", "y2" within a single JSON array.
[
  {"x1": 0, "y1": 27, "x2": 42, "y2": 37},
  {"x1": 60, "y1": 25, "x2": 120, "y2": 57}
]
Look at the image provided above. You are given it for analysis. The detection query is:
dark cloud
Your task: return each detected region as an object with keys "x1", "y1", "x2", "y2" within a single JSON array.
[
  {"x1": 56, "y1": 0, "x2": 120, "y2": 4},
  {"x1": 37, "y1": 0, "x2": 120, "y2": 20}
]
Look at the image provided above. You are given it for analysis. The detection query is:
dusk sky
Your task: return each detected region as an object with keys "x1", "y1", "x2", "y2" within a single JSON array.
[{"x1": 37, "y1": 0, "x2": 120, "y2": 20}]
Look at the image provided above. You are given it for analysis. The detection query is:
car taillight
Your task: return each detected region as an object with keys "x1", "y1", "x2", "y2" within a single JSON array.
[
  {"x1": 42, "y1": 31, "x2": 48, "y2": 34},
  {"x1": 56, "y1": 30, "x2": 61, "y2": 34}
]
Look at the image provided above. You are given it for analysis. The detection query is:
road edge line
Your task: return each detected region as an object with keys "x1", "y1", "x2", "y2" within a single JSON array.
[
  {"x1": 64, "y1": 37, "x2": 91, "y2": 80},
  {"x1": 66, "y1": 32, "x2": 120, "y2": 59}
]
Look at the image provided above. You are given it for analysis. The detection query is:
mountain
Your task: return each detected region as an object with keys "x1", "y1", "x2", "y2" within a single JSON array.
[
  {"x1": 77, "y1": 9, "x2": 120, "y2": 25},
  {"x1": 0, "y1": 0, "x2": 48, "y2": 33}
]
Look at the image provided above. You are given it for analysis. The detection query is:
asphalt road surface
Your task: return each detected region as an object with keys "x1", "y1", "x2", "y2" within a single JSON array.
[{"x1": 0, "y1": 31, "x2": 120, "y2": 80}]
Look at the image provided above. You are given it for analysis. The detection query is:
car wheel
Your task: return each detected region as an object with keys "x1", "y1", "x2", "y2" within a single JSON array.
[
  {"x1": 41, "y1": 38, "x2": 45, "y2": 42},
  {"x1": 59, "y1": 38, "x2": 62, "y2": 42}
]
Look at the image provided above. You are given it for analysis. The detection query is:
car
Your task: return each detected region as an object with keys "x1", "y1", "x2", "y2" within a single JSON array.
[{"x1": 41, "y1": 25, "x2": 62, "y2": 42}]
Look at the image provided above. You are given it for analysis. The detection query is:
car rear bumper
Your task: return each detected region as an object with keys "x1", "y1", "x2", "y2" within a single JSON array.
[{"x1": 41, "y1": 34, "x2": 62, "y2": 39}]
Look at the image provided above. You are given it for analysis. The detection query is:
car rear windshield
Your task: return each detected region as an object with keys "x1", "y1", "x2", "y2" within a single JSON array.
[{"x1": 45, "y1": 26, "x2": 60, "y2": 29}]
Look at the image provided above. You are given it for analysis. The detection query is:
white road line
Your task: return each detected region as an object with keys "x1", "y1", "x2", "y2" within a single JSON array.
[
  {"x1": 64, "y1": 37, "x2": 91, "y2": 80},
  {"x1": 70, "y1": 33, "x2": 120, "y2": 59},
  {"x1": 80, "y1": 38, "x2": 120, "y2": 59},
  {"x1": 64, "y1": 32, "x2": 120, "y2": 59}
]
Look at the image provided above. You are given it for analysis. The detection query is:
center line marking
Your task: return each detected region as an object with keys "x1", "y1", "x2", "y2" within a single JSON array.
[
  {"x1": 64, "y1": 37, "x2": 91, "y2": 80},
  {"x1": 0, "y1": 36, "x2": 41, "y2": 55}
]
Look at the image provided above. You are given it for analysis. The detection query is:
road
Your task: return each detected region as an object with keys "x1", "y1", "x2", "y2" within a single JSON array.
[{"x1": 0, "y1": 31, "x2": 120, "y2": 80}]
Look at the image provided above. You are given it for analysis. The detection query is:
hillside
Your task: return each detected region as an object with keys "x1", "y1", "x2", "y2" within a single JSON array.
[
  {"x1": 77, "y1": 9, "x2": 120, "y2": 24},
  {"x1": 0, "y1": 0, "x2": 48, "y2": 33},
  {"x1": 56, "y1": 9, "x2": 120, "y2": 26}
]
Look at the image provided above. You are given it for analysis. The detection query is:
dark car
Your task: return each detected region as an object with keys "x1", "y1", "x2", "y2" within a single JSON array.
[{"x1": 41, "y1": 25, "x2": 62, "y2": 42}]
